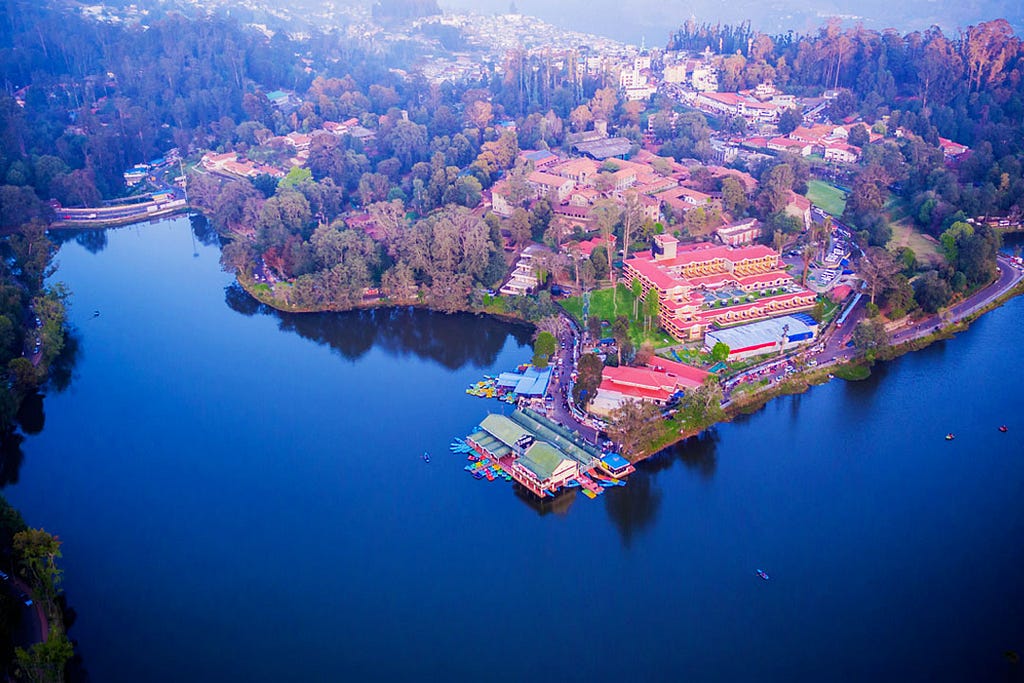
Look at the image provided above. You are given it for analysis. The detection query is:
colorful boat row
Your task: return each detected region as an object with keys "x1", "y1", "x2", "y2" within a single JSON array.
[
  {"x1": 465, "y1": 376, "x2": 517, "y2": 403},
  {"x1": 464, "y1": 455, "x2": 512, "y2": 483}
]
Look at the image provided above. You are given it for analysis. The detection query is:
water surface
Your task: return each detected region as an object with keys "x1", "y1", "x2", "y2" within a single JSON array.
[{"x1": 7, "y1": 217, "x2": 1024, "y2": 682}]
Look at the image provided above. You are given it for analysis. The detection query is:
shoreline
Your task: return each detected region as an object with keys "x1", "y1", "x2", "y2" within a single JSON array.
[
  {"x1": 60, "y1": 215, "x2": 1023, "y2": 468},
  {"x1": 632, "y1": 276, "x2": 1024, "y2": 464},
  {"x1": 235, "y1": 270, "x2": 538, "y2": 328},
  {"x1": 241, "y1": 251, "x2": 1024, "y2": 466}
]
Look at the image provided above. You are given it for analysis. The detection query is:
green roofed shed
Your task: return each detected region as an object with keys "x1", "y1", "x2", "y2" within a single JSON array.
[
  {"x1": 479, "y1": 414, "x2": 532, "y2": 448},
  {"x1": 519, "y1": 442, "x2": 568, "y2": 481}
]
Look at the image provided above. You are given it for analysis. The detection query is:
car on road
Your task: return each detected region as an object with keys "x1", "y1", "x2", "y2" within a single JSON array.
[
  {"x1": 0, "y1": 570, "x2": 8, "y2": 581},
  {"x1": 17, "y1": 591, "x2": 32, "y2": 607}
]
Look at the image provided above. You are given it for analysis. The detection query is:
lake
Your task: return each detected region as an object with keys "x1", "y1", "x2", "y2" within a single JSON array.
[{"x1": 5, "y1": 216, "x2": 1023, "y2": 682}]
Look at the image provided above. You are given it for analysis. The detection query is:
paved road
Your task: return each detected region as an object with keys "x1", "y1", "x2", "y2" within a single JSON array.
[
  {"x1": 890, "y1": 255, "x2": 1022, "y2": 346},
  {"x1": 540, "y1": 315, "x2": 599, "y2": 444},
  {"x1": 724, "y1": 255, "x2": 1022, "y2": 396},
  {"x1": 4, "y1": 574, "x2": 49, "y2": 646}
]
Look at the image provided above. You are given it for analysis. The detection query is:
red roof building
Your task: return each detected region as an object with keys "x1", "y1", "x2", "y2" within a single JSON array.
[
  {"x1": 623, "y1": 234, "x2": 815, "y2": 341},
  {"x1": 590, "y1": 361, "x2": 711, "y2": 417}
]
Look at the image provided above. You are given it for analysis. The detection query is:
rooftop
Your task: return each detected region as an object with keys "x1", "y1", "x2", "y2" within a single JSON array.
[
  {"x1": 478, "y1": 414, "x2": 531, "y2": 448},
  {"x1": 705, "y1": 314, "x2": 817, "y2": 351},
  {"x1": 520, "y1": 441, "x2": 569, "y2": 480},
  {"x1": 574, "y1": 137, "x2": 633, "y2": 160}
]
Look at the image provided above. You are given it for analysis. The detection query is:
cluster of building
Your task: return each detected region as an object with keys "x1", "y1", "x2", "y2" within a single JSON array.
[
  {"x1": 490, "y1": 144, "x2": 809, "y2": 243},
  {"x1": 196, "y1": 117, "x2": 370, "y2": 181},
  {"x1": 499, "y1": 244, "x2": 545, "y2": 297}
]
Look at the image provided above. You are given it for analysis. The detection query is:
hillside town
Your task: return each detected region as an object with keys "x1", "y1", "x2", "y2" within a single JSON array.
[{"x1": 25, "y1": 1, "x2": 1024, "y2": 494}]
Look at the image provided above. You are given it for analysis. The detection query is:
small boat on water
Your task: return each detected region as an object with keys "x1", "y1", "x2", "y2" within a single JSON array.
[
  {"x1": 756, "y1": 569, "x2": 770, "y2": 581},
  {"x1": 998, "y1": 425, "x2": 1008, "y2": 433},
  {"x1": 422, "y1": 451, "x2": 431, "y2": 463},
  {"x1": 945, "y1": 433, "x2": 955, "y2": 441}
]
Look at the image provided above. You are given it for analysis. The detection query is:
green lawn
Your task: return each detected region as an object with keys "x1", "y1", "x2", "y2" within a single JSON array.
[
  {"x1": 806, "y1": 180, "x2": 847, "y2": 217},
  {"x1": 560, "y1": 284, "x2": 675, "y2": 347}
]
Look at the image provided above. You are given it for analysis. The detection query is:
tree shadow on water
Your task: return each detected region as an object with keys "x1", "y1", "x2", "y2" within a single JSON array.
[
  {"x1": 644, "y1": 429, "x2": 720, "y2": 480},
  {"x1": 229, "y1": 296, "x2": 533, "y2": 370},
  {"x1": 48, "y1": 328, "x2": 82, "y2": 394},
  {"x1": 224, "y1": 283, "x2": 264, "y2": 317},
  {"x1": 604, "y1": 430, "x2": 720, "y2": 546},
  {"x1": 605, "y1": 470, "x2": 662, "y2": 548},
  {"x1": 15, "y1": 392, "x2": 44, "y2": 435},
  {"x1": 0, "y1": 429, "x2": 24, "y2": 487},
  {"x1": 74, "y1": 230, "x2": 108, "y2": 254},
  {"x1": 189, "y1": 214, "x2": 221, "y2": 247}
]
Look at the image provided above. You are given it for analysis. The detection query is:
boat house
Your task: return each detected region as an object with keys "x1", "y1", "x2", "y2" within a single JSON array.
[{"x1": 466, "y1": 410, "x2": 602, "y2": 498}]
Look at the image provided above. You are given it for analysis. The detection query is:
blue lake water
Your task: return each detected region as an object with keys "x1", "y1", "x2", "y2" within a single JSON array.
[{"x1": 5, "y1": 217, "x2": 1024, "y2": 682}]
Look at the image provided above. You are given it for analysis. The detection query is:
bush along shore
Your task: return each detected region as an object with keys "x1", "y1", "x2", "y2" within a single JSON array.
[{"x1": 0, "y1": 225, "x2": 77, "y2": 681}]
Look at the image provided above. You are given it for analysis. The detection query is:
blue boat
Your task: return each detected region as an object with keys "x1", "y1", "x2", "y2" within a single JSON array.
[{"x1": 756, "y1": 569, "x2": 769, "y2": 581}]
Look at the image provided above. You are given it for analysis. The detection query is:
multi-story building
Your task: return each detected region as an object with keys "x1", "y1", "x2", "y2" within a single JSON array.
[
  {"x1": 623, "y1": 234, "x2": 816, "y2": 341},
  {"x1": 527, "y1": 171, "x2": 575, "y2": 203}
]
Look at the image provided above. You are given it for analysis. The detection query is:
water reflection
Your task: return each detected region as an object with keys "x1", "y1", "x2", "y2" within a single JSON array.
[
  {"x1": 514, "y1": 485, "x2": 577, "y2": 516},
  {"x1": 603, "y1": 430, "x2": 720, "y2": 545},
  {"x1": 231, "y1": 296, "x2": 533, "y2": 370},
  {"x1": 604, "y1": 471, "x2": 661, "y2": 547},
  {"x1": 842, "y1": 357, "x2": 891, "y2": 405},
  {"x1": 48, "y1": 329, "x2": 81, "y2": 394},
  {"x1": 74, "y1": 230, "x2": 108, "y2": 254},
  {"x1": 224, "y1": 284, "x2": 262, "y2": 317},
  {"x1": 189, "y1": 214, "x2": 221, "y2": 247},
  {"x1": 0, "y1": 430, "x2": 24, "y2": 487},
  {"x1": 15, "y1": 392, "x2": 44, "y2": 435},
  {"x1": 644, "y1": 429, "x2": 720, "y2": 480}
]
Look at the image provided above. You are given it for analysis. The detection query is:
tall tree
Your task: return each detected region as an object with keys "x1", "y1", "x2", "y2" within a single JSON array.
[{"x1": 858, "y1": 246, "x2": 901, "y2": 305}]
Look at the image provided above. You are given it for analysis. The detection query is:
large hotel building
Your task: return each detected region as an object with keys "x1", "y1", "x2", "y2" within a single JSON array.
[{"x1": 623, "y1": 234, "x2": 816, "y2": 341}]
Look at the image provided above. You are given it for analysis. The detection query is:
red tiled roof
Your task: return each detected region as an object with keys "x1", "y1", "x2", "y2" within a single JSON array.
[
  {"x1": 529, "y1": 171, "x2": 570, "y2": 188},
  {"x1": 787, "y1": 192, "x2": 812, "y2": 211},
  {"x1": 830, "y1": 284, "x2": 853, "y2": 302},
  {"x1": 737, "y1": 271, "x2": 791, "y2": 286},
  {"x1": 644, "y1": 358, "x2": 710, "y2": 388},
  {"x1": 598, "y1": 380, "x2": 672, "y2": 402},
  {"x1": 626, "y1": 257, "x2": 687, "y2": 290}
]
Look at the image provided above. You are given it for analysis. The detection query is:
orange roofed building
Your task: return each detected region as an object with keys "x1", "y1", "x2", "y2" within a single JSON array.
[{"x1": 623, "y1": 234, "x2": 816, "y2": 341}]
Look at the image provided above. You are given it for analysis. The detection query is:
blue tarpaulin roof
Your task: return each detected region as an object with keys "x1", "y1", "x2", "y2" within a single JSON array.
[
  {"x1": 790, "y1": 313, "x2": 818, "y2": 327},
  {"x1": 496, "y1": 372, "x2": 523, "y2": 388},
  {"x1": 602, "y1": 453, "x2": 630, "y2": 469},
  {"x1": 514, "y1": 366, "x2": 551, "y2": 396},
  {"x1": 496, "y1": 366, "x2": 552, "y2": 396}
]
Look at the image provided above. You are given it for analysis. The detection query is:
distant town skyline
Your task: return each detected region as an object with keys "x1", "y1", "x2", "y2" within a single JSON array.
[{"x1": 439, "y1": 0, "x2": 1023, "y2": 46}]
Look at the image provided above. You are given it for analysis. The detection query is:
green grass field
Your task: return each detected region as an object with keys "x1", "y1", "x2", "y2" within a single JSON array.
[
  {"x1": 806, "y1": 180, "x2": 847, "y2": 216},
  {"x1": 888, "y1": 221, "x2": 944, "y2": 266},
  {"x1": 560, "y1": 284, "x2": 675, "y2": 347}
]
